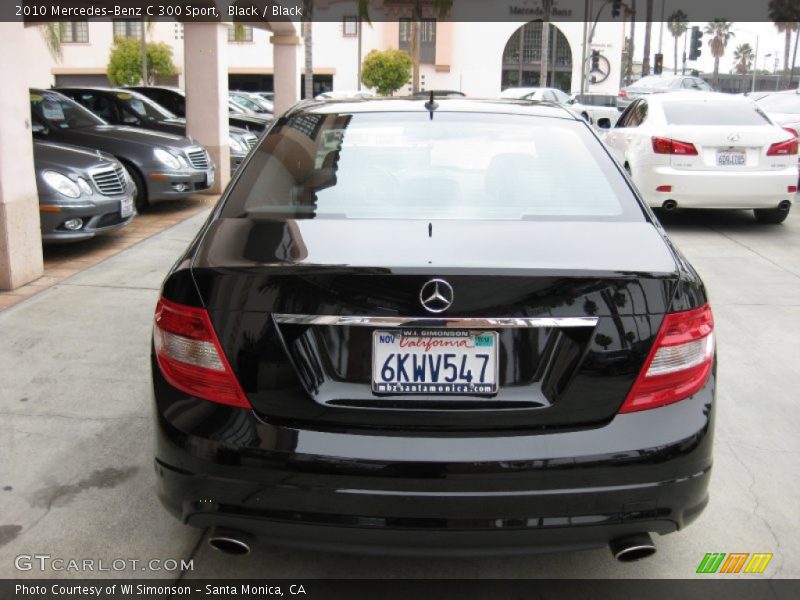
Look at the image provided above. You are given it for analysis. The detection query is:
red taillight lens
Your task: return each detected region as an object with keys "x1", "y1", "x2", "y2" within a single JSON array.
[
  {"x1": 783, "y1": 127, "x2": 799, "y2": 138},
  {"x1": 618, "y1": 89, "x2": 628, "y2": 98},
  {"x1": 652, "y1": 136, "x2": 698, "y2": 156},
  {"x1": 767, "y1": 137, "x2": 799, "y2": 156},
  {"x1": 153, "y1": 297, "x2": 250, "y2": 408},
  {"x1": 619, "y1": 304, "x2": 714, "y2": 414}
]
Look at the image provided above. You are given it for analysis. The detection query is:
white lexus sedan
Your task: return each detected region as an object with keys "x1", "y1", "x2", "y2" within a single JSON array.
[{"x1": 602, "y1": 92, "x2": 797, "y2": 223}]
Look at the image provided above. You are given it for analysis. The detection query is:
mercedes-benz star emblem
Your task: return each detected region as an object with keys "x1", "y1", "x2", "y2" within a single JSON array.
[{"x1": 419, "y1": 279, "x2": 454, "y2": 314}]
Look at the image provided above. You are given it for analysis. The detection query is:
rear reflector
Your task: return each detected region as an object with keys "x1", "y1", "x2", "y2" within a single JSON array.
[
  {"x1": 619, "y1": 304, "x2": 714, "y2": 413},
  {"x1": 656, "y1": 185, "x2": 672, "y2": 192},
  {"x1": 651, "y1": 136, "x2": 698, "y2": 156},
  {"x1": 767, "y1": 137, "x2": 799, "y2": 156},
  {"x1": 790, "y1": 186, "x2": 798, "y2": 193},
  {"x1": 153, "y1": 297, "x2": 250, "y2": 408},
  {"x1": 618, "y1": 89, "x2": 627, "y2": 98}
]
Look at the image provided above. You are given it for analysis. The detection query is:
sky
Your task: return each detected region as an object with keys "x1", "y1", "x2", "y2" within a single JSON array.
[{"x1": 633, "y1": 21, "x2": 794, "y2": 75}]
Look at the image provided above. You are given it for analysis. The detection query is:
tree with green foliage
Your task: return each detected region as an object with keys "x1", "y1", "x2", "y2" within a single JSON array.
[
  {"x1": 667, "y1": 10, "x2": 689, "y2": 74},
  {"x1": 107, "y1": 37, "x2": 176, "y2": 86},
  {"x1": 361, "y1": 49, "x2": 413, "y2": 96}
]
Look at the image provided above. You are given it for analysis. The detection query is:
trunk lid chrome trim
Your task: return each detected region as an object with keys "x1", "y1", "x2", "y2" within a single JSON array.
[{"x1": 273, "y1": 315, "x2": 599, "y2": 329}]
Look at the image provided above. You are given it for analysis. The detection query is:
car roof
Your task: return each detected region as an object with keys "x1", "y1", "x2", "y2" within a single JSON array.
[
  {"x1": 290, "y1": 97, "x2": 579, "y2": 120},
  {"x1": 648, "y1": 91, "x2": 752, "y2": 104}
]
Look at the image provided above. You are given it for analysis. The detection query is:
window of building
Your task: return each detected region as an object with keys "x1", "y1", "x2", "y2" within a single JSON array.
[
  {"x1": 60, "y1": 21, "x2": 89, "y2": 43},
  {"x1": 343, "y1": 16, "x2": 358, "y2": 37},
  {"x1": 228, "y1": 24, "x2": 253, "y2": 43},
  {"x1": 399, "y1": 19, "x2": 437, "y2": 64},
  {"x1": 112, "y1": 21, "x2": 142, "y2": 40}
]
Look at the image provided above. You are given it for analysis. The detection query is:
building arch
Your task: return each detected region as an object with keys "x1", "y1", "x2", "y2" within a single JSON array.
[{"x1": 501, "y1": 21, "x2": 573, "y2": 91}]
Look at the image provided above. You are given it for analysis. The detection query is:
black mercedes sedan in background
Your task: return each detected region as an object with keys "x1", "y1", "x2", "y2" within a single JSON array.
[
  {"x1": 54, "y1": 87, "x2": 259, "y2": 176},
  {"x1": 152, "y1": 99, "x2": 716, "y2": 560},
  {"x1": 30, "y1": 89, "x2": 214, "y2": 211},
  {"x1": 34, "y1": 141, "x2": 135, "y2": 243},
  {"x1": 128, "y1": 85, "x2": 272, "y2": 136}
]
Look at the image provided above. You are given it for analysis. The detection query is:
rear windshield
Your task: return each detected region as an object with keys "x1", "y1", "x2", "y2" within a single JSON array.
[
  {"x1": 757, "y1": 93, "x2": 800, "y2": 114},
  {"x1": 663, "y1": 101, "x2": 772, "y2": 126},
  {"x1": 222, "y1": 111, "x2": 643, "y2": 221}
]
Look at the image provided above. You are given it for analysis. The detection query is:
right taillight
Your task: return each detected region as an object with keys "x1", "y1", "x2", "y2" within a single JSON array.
[
  {"x1": 153, "y1": 297, "x2": 250, "y2": 409},
  {"x1": 767, "y1": 137, "x2": 799, "y2": 156},
  {"x1": 652, "y1": 136, "x2": 699, "y2": 155},
  {"x1": 619, "y1": 304, "x2": 714, "y2": 413},
  {"x1": 618, "y1": 89, "x2": 628, "y2": 98}
]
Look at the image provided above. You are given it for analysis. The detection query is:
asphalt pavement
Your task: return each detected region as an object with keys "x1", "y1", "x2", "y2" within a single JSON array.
[{"x1": 0, "y1": 207, "x2": 798, "y2": 579}]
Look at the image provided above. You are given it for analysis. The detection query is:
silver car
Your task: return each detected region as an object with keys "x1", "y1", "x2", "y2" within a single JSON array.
[{"x1": 617, "y1": 75, "x2": 713, "y2": 111}]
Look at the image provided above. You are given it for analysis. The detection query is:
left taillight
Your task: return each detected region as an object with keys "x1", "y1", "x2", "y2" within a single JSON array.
[
  {"x1": 619, "y1": 304, "x2": 715, "y2": 414},
  {"x1": 153, "y1": 297, "x2": 250, "y2": 408},
  {"x1": 767, "y1": 137, "x2": 799, "y2": 156}
]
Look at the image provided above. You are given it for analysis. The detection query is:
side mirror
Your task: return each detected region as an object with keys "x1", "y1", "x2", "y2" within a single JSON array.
[
  {"x1": 596, "y1": 118, "x2": 612, "y2": 130},
  {"x1": 31, "y1": 121, "x2": 47, "y2": 135}
]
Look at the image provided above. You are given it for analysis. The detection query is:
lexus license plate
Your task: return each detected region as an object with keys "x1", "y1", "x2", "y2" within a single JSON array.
[
  {"x1": 372, "y1": 330, "x2": 498, "y2": 395},
  {"x1": 717, "y1": 150, "x2": 746, "y2": 166}
]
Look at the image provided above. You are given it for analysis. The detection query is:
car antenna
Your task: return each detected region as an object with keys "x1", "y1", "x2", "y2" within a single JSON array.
[{"x1": 424, "y1": 91, "x2": 438, "y2": 119}]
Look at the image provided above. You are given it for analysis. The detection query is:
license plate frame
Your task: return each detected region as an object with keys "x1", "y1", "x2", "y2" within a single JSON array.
[
  {"x1": 120, "y1": 195, "x2": 134, "y2": 218},
  {"x1": 717, "y1": 149, "x2": 746, "y2": 166},
  {"x1": 371, "y1": 329, "x2": 499, "y2": 395}
]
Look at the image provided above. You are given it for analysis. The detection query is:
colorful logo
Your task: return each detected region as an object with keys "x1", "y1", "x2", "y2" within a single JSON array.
[{"x1": 696, "y1": 552, "x2": 773, "y2": 574}]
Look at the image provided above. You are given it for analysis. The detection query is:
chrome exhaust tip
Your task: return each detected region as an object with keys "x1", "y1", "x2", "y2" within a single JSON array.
[
  {"x1": 661, "y1": 200, "x2": 678, "y2": 211},
  {"x1": 609, "y1": 533, "x2": 656, "y2": 562},
  {"x1": 778, "y1": 200, "x2": 792, "y2": 211},
  {"x1": 207, "y1": 528, "x2": 253, "y2": 555}
]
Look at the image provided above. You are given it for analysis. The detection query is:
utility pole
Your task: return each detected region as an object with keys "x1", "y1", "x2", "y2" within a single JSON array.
[
  {"x1": 657, "y1": 0, "x2": 665, "y2": 54},
  {"x1": 628, "y1": 0, "x2": 636, "y2": 85}
]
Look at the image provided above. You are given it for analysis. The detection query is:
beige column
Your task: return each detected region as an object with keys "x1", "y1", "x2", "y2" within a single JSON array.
[
  {"x1": 183, "y1": 23, "x2": 230, "y2": 194},
  {"x1": 271, "y1": 33, "x2": 300, "y2": 115},
  {"x1": 0, "y1": 23, "x2": 43, "y2": 290}
]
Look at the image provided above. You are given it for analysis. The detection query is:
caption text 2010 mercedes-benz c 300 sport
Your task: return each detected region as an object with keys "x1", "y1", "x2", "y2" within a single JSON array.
[{"x1": 151, "y1": 98, "x2": 716, "y2": 561}]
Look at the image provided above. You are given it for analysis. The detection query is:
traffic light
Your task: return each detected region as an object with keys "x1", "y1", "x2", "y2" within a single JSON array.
[
  {"x1": 611, "y1": 0, "x2": 622, "y2": 19},
  {"x1": 591, "y1": 50, "x2": 601, "y2": 72},
  {"x1": 654, "y1": 53, "x2": 664, "y2": 75},
  {"x1": 689, "y1": 26, "x2": 703, "y2": 60}
]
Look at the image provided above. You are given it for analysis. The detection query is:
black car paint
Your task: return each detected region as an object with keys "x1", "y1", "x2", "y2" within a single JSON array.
[
  {"x1": 127, "y1": 85, "x2": 272, "y2": 135},
  {"x1": 152, "y1": 99, "x2": 714, "y2": 554},
  {"x1": 34, "y1": 141, "x2": 134, "y2": 242}
]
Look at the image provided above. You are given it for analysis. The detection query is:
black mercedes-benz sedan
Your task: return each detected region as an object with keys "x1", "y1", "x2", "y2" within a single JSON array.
[
  {"x1": 152, "y1": 98, "x2": 716, "y2": 560},
  {"x1": 34, "y1": 141, "x2": 135, "y2": 243}
]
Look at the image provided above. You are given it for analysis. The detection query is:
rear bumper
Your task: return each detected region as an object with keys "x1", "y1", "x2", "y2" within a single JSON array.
[
  {"x1": 153, "y1": 364, "x2": 716, "y2": 555},
  {"x1": 636, "y1": 165, "x2": 796, "y2": 209}
]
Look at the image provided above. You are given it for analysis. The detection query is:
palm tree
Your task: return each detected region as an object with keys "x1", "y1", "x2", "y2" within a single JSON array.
[
  {"x1": 667, "y1": 10, "x2": 689, "y2": 74},
  {"x1": 39, "y1": 23, "x2": 62, "y2": 61},
  {"x1": 704, "y1": 19, "x2": 735, "y2": 86},
  {"x1": 539, "y1": 0, "x2": 554, "y2": 86},
  {"x1": 768, "y1": 0, "x2": 800, "y2": 86},
  {"x1": 642, "y1": 0, "x2": 654, "y2": 75},
  {"x1": 733, "y1": 43, "x2": 754, "y2": 74}
]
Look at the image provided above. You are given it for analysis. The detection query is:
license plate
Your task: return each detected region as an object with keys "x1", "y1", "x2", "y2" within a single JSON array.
[
  {"x1": 717, "y1": 150, "x2": 746, "y2": 166},
  {"x1": 120, "y1": 195, "x2": 134, "y2": 218},
  {"x1": 205, "y1": 169, "x2": 215, "y2": 188},
  {"x1": 372, "y1": 330, "x2": 498, "y2": 395}
]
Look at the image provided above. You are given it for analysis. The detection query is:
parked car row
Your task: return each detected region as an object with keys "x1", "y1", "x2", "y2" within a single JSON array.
[{"x1": 28, "y1": 86, "x2": 270, "y2": 244}]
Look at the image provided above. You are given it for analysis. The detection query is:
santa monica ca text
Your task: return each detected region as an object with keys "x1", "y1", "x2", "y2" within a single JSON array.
[{"x1": 16, "y1": 583, "x2": 306, "y2": 596}]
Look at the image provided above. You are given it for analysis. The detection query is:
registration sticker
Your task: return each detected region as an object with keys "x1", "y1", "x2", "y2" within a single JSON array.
[{"x1": 372, "y1": 329, "x2": 498, "y2": 395}]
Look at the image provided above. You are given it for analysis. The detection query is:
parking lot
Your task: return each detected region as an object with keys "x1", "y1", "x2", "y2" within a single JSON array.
[{"x1": 1, "y1": 206, "x2": 798, "y2": 579}]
